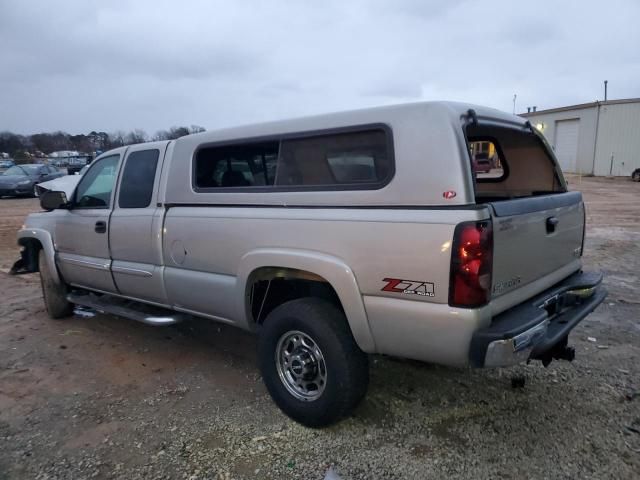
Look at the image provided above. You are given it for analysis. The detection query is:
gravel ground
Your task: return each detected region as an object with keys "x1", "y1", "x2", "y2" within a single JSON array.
[{"x1": 0, "y1": 175, "x2": 638, "y2": 479}]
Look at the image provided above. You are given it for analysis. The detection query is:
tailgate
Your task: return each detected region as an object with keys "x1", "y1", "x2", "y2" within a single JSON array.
[{"x1": 489, "y1": 191, "x2": 584, "y2": 298}]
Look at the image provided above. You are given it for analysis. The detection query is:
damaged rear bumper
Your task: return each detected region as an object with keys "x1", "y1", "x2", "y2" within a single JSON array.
[{"x1": 470, "y1": 270, "x2": 607, "y2": 368}]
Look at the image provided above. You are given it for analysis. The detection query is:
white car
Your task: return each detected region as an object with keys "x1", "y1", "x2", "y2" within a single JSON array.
[{"x1": 35, "y1": 165, "x2": 88, "y2": 198}]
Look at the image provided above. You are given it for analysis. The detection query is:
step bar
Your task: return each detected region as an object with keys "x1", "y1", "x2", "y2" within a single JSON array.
[{"x1": 67, "y1": 292, "x2": 185, "y2": 326}]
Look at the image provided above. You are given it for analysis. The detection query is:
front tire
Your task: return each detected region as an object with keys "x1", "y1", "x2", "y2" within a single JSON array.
[
  {"x1": 38, "y1": 250, "x2": 73, "y2": 319},
  {"x1": 258, "y1": 297, "x2": 369, "y2": 427}
]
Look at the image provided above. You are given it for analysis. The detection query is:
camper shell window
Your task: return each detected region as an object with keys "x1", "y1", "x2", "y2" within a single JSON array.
[
  {"x1": 466, "y1": 123, "x2": 565, "y2": 202},
  {"x1": 193, "y1": 126, "x2": 393, "y2": 191}
]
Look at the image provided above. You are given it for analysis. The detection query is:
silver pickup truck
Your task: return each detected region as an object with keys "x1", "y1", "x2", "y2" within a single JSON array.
[{"x1": 13, "y1": 102, "x2": 606, "y2": 427}]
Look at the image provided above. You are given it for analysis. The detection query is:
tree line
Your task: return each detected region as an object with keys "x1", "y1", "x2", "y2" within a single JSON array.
[{"x1": 0, "y1": 125, "x2": 206, "y2": 159}]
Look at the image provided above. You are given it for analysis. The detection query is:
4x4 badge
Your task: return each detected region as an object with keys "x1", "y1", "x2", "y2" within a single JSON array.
[{"x1": 382, "y1": 278, "x2": 435, "y2": 297}]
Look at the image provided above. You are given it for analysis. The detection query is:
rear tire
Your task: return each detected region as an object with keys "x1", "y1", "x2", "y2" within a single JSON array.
[
  {"x1": 38, "y1": 250, "x2": 73, "y2": 319},
  {"x1": 632, "y1": 169, "x2": 640, "y2": 182},
  {"x1": 258, "y1": 297, "x2": 369, "y2": 427}
]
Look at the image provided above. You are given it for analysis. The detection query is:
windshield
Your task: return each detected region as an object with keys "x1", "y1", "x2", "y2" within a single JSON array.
[{"x1": 3, "y1": 165, "x2": 33, "y2": 176}]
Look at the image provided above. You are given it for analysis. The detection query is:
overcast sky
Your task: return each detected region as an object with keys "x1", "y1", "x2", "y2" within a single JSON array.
[{"x1": 1, "y1": 0, "x2": 638, "y2": 135}]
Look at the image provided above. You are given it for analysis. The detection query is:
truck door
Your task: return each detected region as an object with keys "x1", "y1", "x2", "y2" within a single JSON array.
[
  {"x1": 109, "y1": 143, "x2": 168, "y2": 304},
  {"x1": 55, "y1": 152, "x2": 122, "y2": 293}
]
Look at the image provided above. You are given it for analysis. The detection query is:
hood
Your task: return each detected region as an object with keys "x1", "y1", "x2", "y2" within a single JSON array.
[
  {"x1": 37, "y1": 174, "x2": 81, "y2": 198},
  {"x1": 0, "y1": 175, "x2": 32, "y2": 186}
]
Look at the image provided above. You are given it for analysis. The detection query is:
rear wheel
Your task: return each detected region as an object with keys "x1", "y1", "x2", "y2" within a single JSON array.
[
  {"x1": 632, "y1": 169, "x2": 640, "y2": 182},
  {"x1": 258, "y1": 297, "x2": 369, "y2": 427},
  {"x1": 38, "y1": 250, "x2": 73, "y2": 319}
]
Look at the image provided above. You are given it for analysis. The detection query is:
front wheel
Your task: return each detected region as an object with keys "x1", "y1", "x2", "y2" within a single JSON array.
[
  {"x1": 258, "y1": 297, "x2": 369, "y2": 427},
  {"x1": 38, "y1": 250, "x2": 73, "y2": 319}
]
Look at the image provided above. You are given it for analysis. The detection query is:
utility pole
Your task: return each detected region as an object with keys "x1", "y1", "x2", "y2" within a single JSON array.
[
  {"x1": 512, "y1": 94, "x2": 517, "y2": 114},
  {"x1": 604, "y1": 80, "x2": 608, "y2": 101}
]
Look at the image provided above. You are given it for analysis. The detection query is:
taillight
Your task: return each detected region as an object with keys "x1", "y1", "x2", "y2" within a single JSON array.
[{"x1": 449, "y1": 220, "x2": 493, "y2": 308}]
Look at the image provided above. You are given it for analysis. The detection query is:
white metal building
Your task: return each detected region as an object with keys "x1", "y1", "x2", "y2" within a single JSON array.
[{"x1": 521, "y1": 98, "x2": 640, "y2": 176}]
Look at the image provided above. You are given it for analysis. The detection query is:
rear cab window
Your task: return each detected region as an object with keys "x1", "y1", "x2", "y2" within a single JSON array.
[
  {"x1": 197, "y1": 143, "x2": 278, "y2": 188},
  {"x1": 469, "y1": 140, "x2": 505, "y2": 180}
]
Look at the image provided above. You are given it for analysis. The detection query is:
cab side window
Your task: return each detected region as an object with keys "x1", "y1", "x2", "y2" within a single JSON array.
[
  {"x1": 74, "y1": 155, "x2": 119, "y2": 208},
  {"x1": 118, "y1": 149, "x2": 160, "y2": 208}
]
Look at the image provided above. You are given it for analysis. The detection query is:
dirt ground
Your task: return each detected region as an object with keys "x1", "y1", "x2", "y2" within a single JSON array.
[{"x1": 0, "y1": 176, "x2": 638, "y2": 479}]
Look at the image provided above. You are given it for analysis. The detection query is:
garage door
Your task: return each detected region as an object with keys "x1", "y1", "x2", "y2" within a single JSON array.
[{"x1": 554, "y1": 119, "x2": 580, "y2": 173}]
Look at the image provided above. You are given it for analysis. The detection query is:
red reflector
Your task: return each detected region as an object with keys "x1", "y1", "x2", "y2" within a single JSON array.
[
  {"x1": 443, "y1": 190, "x2": 457, "y2": 199},
  {"x1": 449, "y1": 220, "x2": 493, "y2": 308}
]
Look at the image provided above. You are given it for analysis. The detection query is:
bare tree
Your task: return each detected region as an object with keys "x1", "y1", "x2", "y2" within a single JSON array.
[
  {"x1": 152, "y1": 130, "x2": 170, "y2": 141},
  {"x1": 125, "y1": 129, "x2": 148, "y2": 145},
  {"x1": 109, "y1": 130, "x2": 127, "y2": 147},
  {"x1": 168, "y1": 126, "x2": 190, "y2": 140},
  {"x1": 0, "y1": 123, "x2": 204, "y2": 157}
]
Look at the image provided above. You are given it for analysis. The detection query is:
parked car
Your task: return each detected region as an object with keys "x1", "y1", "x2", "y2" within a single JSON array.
[
  {"x1": 35, "y1": 165, "x2": 89, "y2": 198},
  {"x1": 13, "y1": 102, "x2": 606, "y2": 427},
  {"x1": 0, "y1": 164, "x2": 65, "y2": 198},
  {"x1": 0, "y1": 159, "x2": 15, "y2": 170},
  {"x1": 67, "y1": 157, "x2": 92, "y2": 175},
  {"x1": 472, "y1": 152, "x2": 492, "y2": 173}
]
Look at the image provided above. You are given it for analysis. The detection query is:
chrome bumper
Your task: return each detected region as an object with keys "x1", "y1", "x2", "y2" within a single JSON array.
[
  {"x1": 470, "y1": 270, "x2": 607, "y2": 368},
  {"x1": 484, "y1": 320, "x2": 549, "y2": 367}
]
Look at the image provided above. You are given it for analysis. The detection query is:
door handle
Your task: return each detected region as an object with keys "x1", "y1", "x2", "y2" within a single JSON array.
[
  {"x1": 546, "y1": 216, "x2": 559, "y2": 234},
  {"x1": 95, "y1": 221, "x2": 107, "y2": 234}
]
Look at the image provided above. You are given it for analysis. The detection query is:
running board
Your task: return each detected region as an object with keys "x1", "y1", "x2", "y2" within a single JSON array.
[{"x1": 67, "y1": 293, "x2": 185, "y2": 326}]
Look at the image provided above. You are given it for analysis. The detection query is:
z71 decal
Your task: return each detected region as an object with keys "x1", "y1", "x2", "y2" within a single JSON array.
[{"x1": 382, "y1": 278, "x2": 435, "y2": 297}]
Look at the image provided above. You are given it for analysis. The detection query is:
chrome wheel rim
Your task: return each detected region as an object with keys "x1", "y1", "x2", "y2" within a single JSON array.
[{"x1": 275, "y1": 330, "x2": 327, "y2": 402}]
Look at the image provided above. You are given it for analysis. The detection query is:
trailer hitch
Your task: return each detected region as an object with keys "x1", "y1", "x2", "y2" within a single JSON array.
[{"x1": 534, "y1": 337, "x2": 575, "y2": 367}]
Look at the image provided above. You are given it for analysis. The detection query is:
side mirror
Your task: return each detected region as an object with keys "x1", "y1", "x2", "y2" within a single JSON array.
[{"x1": 40, "y1": 191, "x2": 69, "y2": 211}]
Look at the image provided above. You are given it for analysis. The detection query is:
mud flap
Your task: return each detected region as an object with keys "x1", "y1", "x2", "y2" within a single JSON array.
[{"x1": 9, "y1": 248, "x2": 36, "y2": 275}]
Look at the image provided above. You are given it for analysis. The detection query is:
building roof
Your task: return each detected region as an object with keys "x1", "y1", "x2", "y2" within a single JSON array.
[{"x1": 521, "y1": 97, "x2": 640, "y2": 117}]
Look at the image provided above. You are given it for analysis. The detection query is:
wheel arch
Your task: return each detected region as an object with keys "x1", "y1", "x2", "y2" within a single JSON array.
[
  {"x1": 237, "y1": 248, "x2": 376, "y2": 353},
  {"x1": 16, "y1": 228, "x2": 60, "y2": 283}
]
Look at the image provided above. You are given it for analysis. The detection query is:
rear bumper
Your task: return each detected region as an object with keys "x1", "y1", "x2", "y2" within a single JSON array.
[{"x1": 470, "y1": 270, "x2": 607, "y2": 368}]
